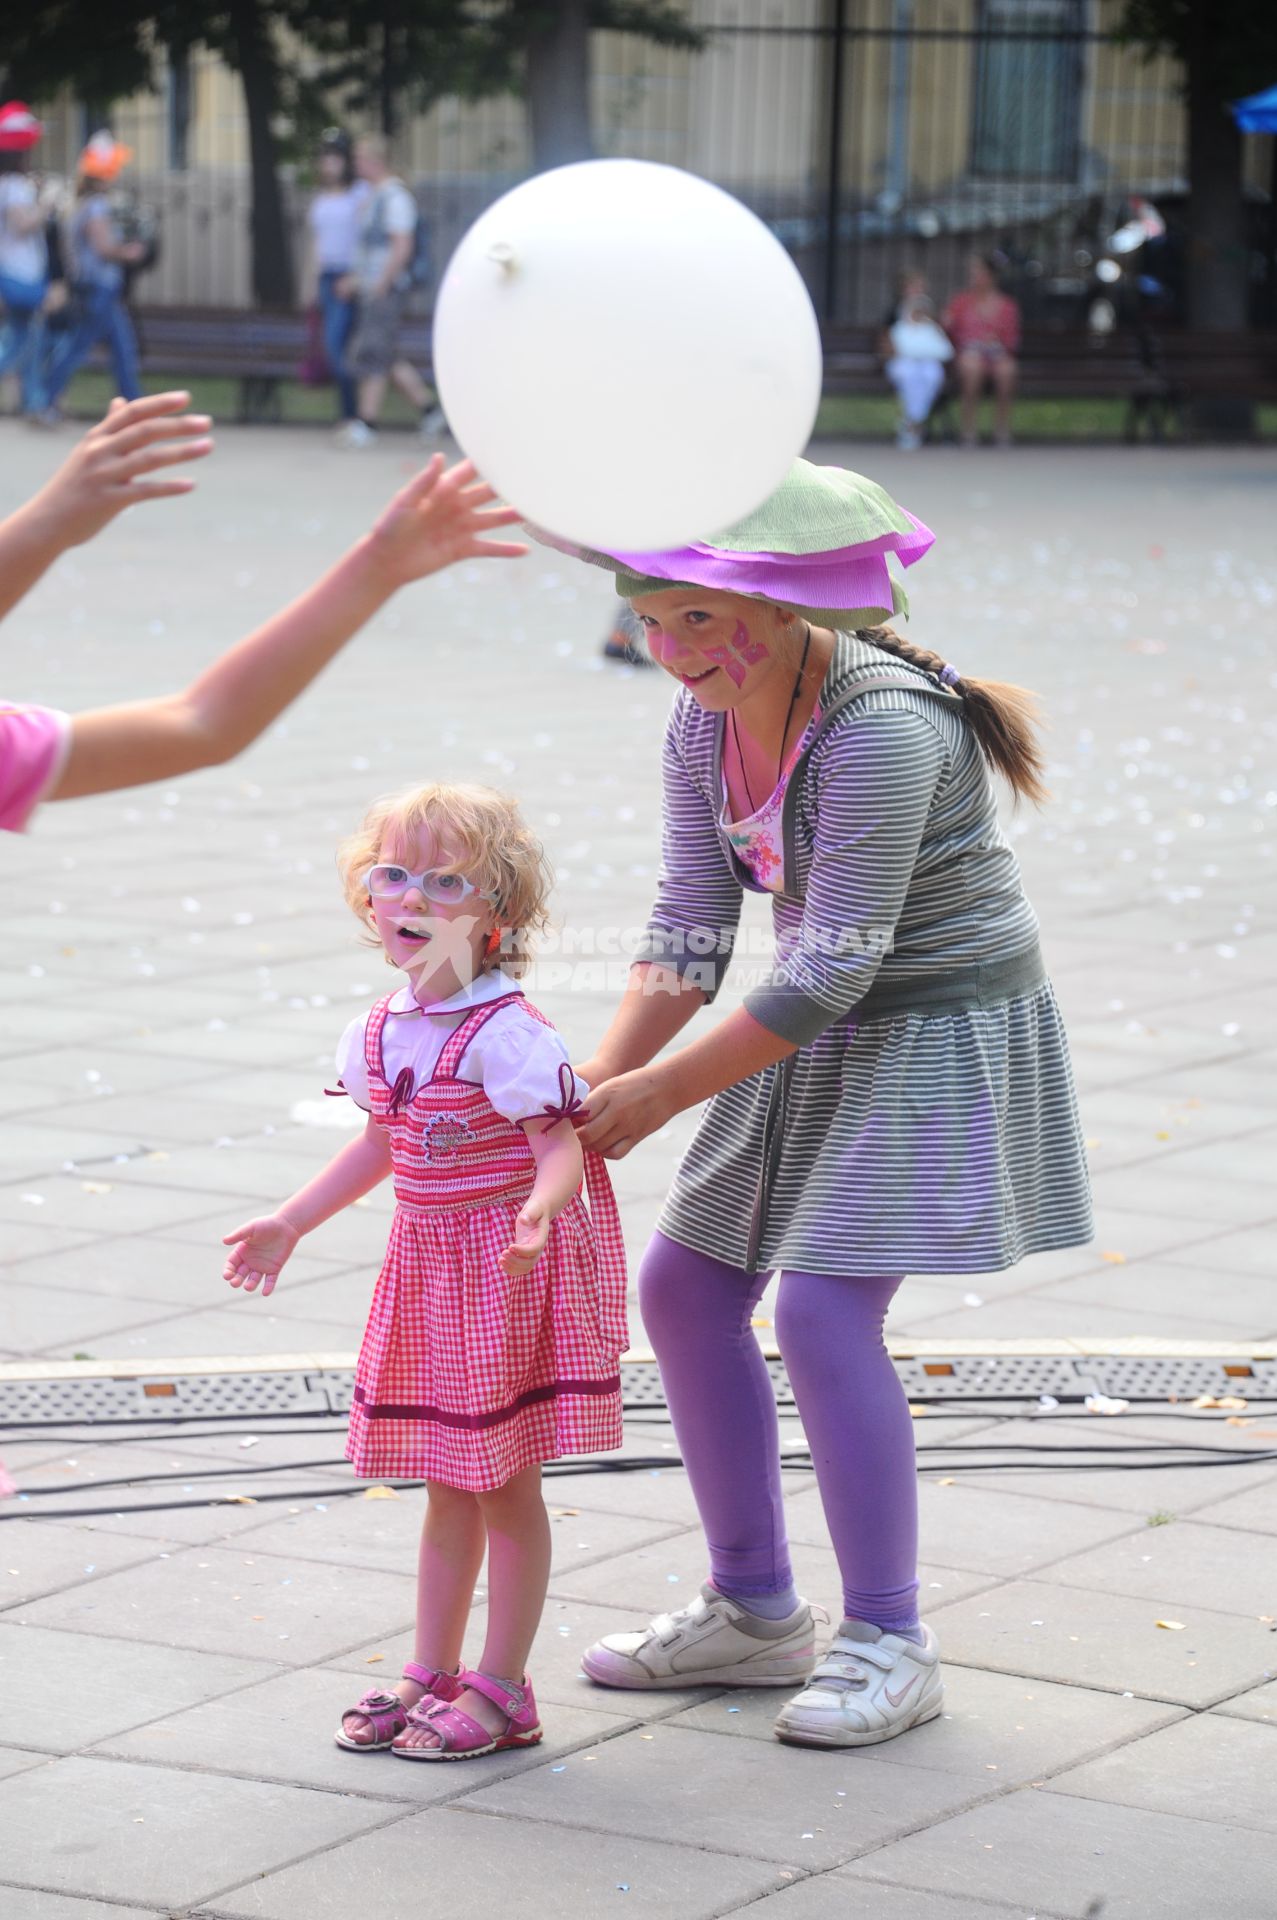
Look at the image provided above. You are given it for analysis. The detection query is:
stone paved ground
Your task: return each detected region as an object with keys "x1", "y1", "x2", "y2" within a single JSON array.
[{"x1": 0, "y1": 421, "x2": 1274, "y2": 1919}]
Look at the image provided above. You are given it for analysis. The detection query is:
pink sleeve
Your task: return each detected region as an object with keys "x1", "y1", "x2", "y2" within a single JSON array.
[{"x1": 0, "y1": 704, "x2": 72, "y2": 833}]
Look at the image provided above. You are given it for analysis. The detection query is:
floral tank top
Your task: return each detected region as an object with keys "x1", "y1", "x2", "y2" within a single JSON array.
[{"x1": 719, "y1": 708, "x2": 820, "y2": 892}]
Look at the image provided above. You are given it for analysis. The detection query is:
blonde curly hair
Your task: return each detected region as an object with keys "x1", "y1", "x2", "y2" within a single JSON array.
[{"x1": 336, "y1": 783, "x2": 553, "y2": 979}]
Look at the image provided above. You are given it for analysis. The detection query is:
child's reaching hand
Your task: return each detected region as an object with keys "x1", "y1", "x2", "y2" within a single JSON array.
[
  {"x1": 222, "y1": 1213, "x2": 302, "y2": 1297},
  {"x1": 362, "y1": 453, "x2": 527, "y2": 592},
  {"x1": 500, "y1": 1196, "x2": 551, "y2": 1277},
  {"x1": 24, "y1": 392, "x2": 213, "y2": 549}
]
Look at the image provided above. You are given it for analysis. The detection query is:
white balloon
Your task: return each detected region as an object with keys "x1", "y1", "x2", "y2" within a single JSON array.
[{"x1": 433, "y1": 159, "x2": 822, "y2": 551}]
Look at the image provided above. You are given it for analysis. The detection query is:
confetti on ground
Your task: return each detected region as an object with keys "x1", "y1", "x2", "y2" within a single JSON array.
[
  {"x1": 1191, "y1": 1394, "x2": 1248, "y2": 1411},
  {"x1": 1100, "y1": 1250, "x2": 1127, "y2": 1264},
  {"x1": 1155, "y1": 1620, "x2": 1185, "y2": 1631},
  {"x1": 365, "y1": 1654, "x2": 384, "y2": 1664},
  {"x1": 363, "y1": 1485, "x2": 399, "y2": 1500},
  {"x1": 1085, "y1": 1394, "x2": 1130, "y2": 1416}
]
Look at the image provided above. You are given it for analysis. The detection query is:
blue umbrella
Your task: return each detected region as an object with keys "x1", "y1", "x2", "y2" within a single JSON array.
[{"x1": 1232, "y1": 85, "x2": 1277, "y2": 133}]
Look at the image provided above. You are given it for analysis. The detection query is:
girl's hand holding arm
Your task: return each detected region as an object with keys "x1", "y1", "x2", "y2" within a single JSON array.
[
  {"x1": 500, "y1": 1119, "x2": 583, "y2": 1276},
  {"x1": 222, "y1": 1115, "x2": 392, "y2": 1297},
  {"x1": 577, "y1": 1013, "x2": 795, "y2": 1159},
  {"x1": 49, "y1": 453, "x2": 528, "y2": 803},
  {"x1": 0, "y1": 392, "x2": 213, "y2": 624}
]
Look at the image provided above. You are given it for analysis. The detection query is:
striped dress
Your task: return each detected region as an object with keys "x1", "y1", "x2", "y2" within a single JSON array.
[{"x1": 636, "y1": 630, "x2": 1093, "y2": 1276}]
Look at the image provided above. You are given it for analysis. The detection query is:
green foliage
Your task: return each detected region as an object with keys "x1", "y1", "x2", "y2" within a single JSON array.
[{"x1": 1114, "y1": 0, "x2": 1277, "y2": 98}]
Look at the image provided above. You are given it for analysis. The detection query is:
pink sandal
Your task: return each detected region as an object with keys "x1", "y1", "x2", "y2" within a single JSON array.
[
  {"x1": 392, "y1": 1668, "x2": 542, "y2": 1762},
  {"x1": 333, "y1": 1660, "x2": 462, "y2": 1752}
]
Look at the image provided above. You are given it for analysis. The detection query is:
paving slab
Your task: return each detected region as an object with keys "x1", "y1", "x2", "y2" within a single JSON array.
[
  {"x1": 1156, "y1": 1221, "x2": 1277, "y2": 1276},
  {"x1": 1189, "y1": 1474, "x2": 1277, "y2": 1537},
  {"x1": 1039, "y1": 1517, "x2": 1277, "y2": 1618},
  {"x1": 784, "y1": 1481, "x2": 1141, "y2": 1581},
  {"x1": 0, "y1": 1620, "x2": 280, "y2": 1752},
  {"x1": 0, "y1": 1752, "x2": 402, "y2": 1908},
  {"x1": 235, "y1": 1486, "x2": 681, "y2": 1578},
  {"x1": 929, "y1": 1579, "x2": 1274, "y2": 1707},
  {"x1": 668, "y1": 1664, "x2": 1182, "y2": 1787},
  {"x1": 1031, "y1": 1260, "x2": 1277, "y2": 1335},
  {"x1": 0, "y1": 1523, "x2": 175, "y2": 1608},
  {"x1": 0, "y1": 1280, "x2": 183, "y2": 1357},
  {"x1": 14, "y1": 1541, "x2": 417, "y2": 1665},
  {"x1": 0, "y1": 1744, "x2": 51, "y2": 1782},
  {"x1": 920, "y1": 1456, "x2": 1277, "y2": 1522},
  {"x1": 839, "y1": 1786, "x2": 1275, "y2": 1920},
  {"x1": 4, "y1": 1232, "x2": 349, "y2": 1309},
  {"x1": 462, "y1": 1721, "x2": 995, "y2": 1869},
  {"x1": 95, "y1": 1662, "x2": 634, "y2": 1798},
  {"x1": 0, "y1": 1894, "x2": 157, "y2": 1920},
  {"x1": 742, "y1": 1876, "x2": 1075, "y2": 1920},
  {"x1": 1211, "y1": 1677, "x2": 1277, "y2": 1724},
  {"x1": 72, "y1": 1303, "x2": 384, "y2": 1360},
  {"x1": 1044, "y1": 1710, "x2": 1277, "y2": 1832},
  {"x1": 211, "y1": 1802, "x2": 790, "y2": 1918}
]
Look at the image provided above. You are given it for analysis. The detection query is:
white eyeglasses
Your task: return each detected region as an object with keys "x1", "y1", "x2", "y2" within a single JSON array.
[{"x1": 362, "y1": 864, "x2": 491, "y2": 905}]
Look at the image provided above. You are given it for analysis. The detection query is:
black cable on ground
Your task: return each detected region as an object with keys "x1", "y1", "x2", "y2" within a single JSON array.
[{"x1": 4, "y1": 1441, "x2": 1275, "y2": 1522}]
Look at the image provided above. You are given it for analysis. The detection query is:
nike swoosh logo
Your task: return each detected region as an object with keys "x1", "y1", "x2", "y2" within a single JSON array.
[{"x1": 884, "y1": 1674, "x2": 920, "y2": 1709}]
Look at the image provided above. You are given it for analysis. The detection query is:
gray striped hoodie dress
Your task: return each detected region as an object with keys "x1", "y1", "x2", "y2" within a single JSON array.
[{"x1": 635, "y1": 630, "x2": 1094, "y2": 1276}]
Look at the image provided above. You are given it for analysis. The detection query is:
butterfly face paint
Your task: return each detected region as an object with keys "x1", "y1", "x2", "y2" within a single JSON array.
[{"x1": 702, "y1": 621, "x2": 770, "y2": 688}]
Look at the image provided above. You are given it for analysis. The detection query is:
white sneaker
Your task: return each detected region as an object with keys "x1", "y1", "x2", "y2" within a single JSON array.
[
  {"x1": 774, "y1": 1620, "x2": 943, "y2": 1748},
  {"x1": 336, "y1": 419, "x2": 377, "y2": 449},
  {"x1": 419, "y1": 406, "x2": 448, "y2": 439},
  {"x1": 581, "y1": 1583, "x2": 822, "y2": 1690}
]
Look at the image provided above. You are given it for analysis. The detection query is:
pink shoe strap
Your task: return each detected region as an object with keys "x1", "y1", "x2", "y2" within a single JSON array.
[
  {"x1": 460, "y1": 1668, "x2": 538, "y2": 1730},
  {"x1": 402, "y1": 1660, "x2": 457, "y2": 1693}
]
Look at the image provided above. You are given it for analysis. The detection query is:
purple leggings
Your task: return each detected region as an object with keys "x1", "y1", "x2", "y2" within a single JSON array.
[{"x1": 640, "y1": 1230, "x2": 920, "y2": 1630}]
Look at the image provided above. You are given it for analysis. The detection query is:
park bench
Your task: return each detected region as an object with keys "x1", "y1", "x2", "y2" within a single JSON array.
[
  {"x1": 116, "y1": 305, "x2": 435, "y2": 422},
  {"x1": 90, "y1": 306, "x2": 1277, "y2": 437},
  {"x1": 822, "y1": 322, "x2": 1277, "y2": 440}
]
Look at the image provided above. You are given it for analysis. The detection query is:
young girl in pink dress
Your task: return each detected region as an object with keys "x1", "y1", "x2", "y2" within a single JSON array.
[{"x1": 221, "y1": 782, "x2": 627, "y2": 1762}]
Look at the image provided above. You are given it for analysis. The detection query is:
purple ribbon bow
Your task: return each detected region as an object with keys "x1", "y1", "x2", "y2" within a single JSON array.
[
  {"x1": 538, "y1": 1061, "x2": 586, "y2": 1128},
  {"x1": 387, "y1": 1066, "x2": 416, "y2": 1117}
]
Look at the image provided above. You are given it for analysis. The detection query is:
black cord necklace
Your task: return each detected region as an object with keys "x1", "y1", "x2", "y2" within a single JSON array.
[{"x1": 731, "y1": 624, "x2": 812, "y2": 816}]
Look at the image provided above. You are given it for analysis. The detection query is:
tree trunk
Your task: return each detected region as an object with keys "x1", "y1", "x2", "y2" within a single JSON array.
[
  {"x1": 1184, "y1": 24, "x2": 1252, "y2": 435},
  {"x1": 525, "y1": 0, "x2": 593, "y2": 171},
  {"x1": 227, "y1": 0, "x2": 294, "y2": 308}
]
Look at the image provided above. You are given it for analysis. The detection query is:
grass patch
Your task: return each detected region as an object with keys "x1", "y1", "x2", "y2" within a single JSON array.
[{"x1": 56, "y1": 368, "x2": 1277, "y2": 444}]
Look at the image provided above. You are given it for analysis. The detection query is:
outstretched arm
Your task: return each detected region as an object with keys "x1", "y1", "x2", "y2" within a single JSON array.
[
  {"x1": 48, "y1": 454, "x2": 527, "y2": 802},
  {"x1": 222, "y1": 1114, "x2": 393, "y2": 1296}
]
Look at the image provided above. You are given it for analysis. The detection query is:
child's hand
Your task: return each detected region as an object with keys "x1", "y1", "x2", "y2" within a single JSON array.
[
  {"x1": 364, "y1": 454, "x2": 528, "y2": 591},
  {"x1": 500, "y1": 1197, "x2": 550, "y2": 1276},
  {"x1": 221, "y1": 1213, "x2": 301, "y2": 1297},
  {"x1": 28, "y1": 392, "x2": 214, "y2": 549}
]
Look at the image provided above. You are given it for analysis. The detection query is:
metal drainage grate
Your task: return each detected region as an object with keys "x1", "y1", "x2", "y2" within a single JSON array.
[{"x1": 0, "y1": 1348, "x2": 1273, "y2": 1427}]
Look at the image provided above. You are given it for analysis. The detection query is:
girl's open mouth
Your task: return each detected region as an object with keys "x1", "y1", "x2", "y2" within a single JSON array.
[
  {"x1": 679, "y1": 665, "x2": 719, "y2": 688},
  {"x1": 397, "y1": 925, "x2": 432, "y2": 945}
]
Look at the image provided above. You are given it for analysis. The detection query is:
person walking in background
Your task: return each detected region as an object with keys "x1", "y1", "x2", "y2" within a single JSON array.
[
  {"x1": 306, "y1": 129, "x2": 368, "y2": 428},
  {"x1": 338, "y1": 134, "x2": 443, "y2": 449},
  {"x1": 943, "y1": 253, "x2": 1021, "y2": 447},
  {"x1": 43, "y1": 132, "x2": 146, "y2": 414},
  {"x1": 0, "y1": 101, "x2": 53, "y2": 421},
  {"x1": 884, "y1": 293, "x2": 952, "y2": 450}
]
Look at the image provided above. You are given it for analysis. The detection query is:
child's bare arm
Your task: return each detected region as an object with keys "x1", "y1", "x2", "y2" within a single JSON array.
[
  {"x1": 222, "y1": 1116, "x2": 392, "y2": 1297},
  {"x1": 500, "y1": 1120, "x2": 585, "y2": 1277},
  {"x1": 0, "y1": 392, "x2": 213, "y2": 624},
  {"x1": 47, "y1": 455, "x2": 527, "y2": 802}
]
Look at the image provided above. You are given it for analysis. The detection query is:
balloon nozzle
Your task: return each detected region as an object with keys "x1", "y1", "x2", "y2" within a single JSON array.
[{"x1": 487, "y1": 242, "x2": 518, "y2": 275}]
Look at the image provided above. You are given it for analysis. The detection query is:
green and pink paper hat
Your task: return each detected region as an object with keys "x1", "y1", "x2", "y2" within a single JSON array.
[{"x1": 532, "y1": 458, "x2": 934, "y2": 627}]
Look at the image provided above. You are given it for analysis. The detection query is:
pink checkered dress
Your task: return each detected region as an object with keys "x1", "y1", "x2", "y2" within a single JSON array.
[{"x1": 345, "y1": 991, "x2": 628, "y2": 1491}]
